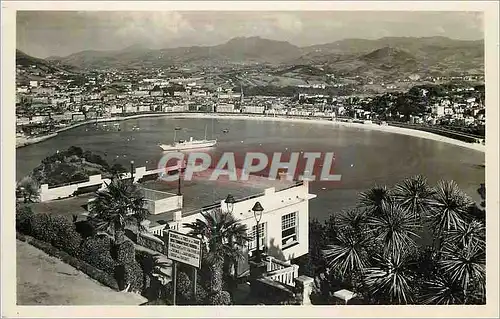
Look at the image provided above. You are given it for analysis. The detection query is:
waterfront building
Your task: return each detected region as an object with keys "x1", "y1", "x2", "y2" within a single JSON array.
[{"x1": 144, "y1": 180, "x2": 316, "y2": 275}]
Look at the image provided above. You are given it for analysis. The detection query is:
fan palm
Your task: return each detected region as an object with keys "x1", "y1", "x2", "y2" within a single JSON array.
[
  {"x1": 89, "y1": 177, "x2": 149, "y2": 244},
  {"x1": 358, "y1": 185, "x2": 392, "y2": 217},
  {"x1": 367, "y1": 201, "x2": 420, "y2": 257},
  {"x1": 183, "y1": 208, "x2": 249, "y2": 293},
  {"x1": 364, "y1": 251, "x2": 416, "y2": 304},
  {"x1": 392, "y1": 175, "x2": 435, "y2": 220},
  {"x1": 427, "y1": 181, "x2": 473, "y2": 249}
]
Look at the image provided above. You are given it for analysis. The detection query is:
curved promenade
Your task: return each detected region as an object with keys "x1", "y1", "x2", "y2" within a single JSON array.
[{"x1": 16, "y1": 112, "x2": 485, "y2": 153}]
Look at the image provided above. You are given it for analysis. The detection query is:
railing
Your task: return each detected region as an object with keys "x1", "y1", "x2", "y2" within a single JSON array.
[
  {"x1": 149, "y1": 224, "x2": 167, "y2": 236},
  {"x1": 264, "y1": 263, "x2": 300, "y2": 287},
  {"x1": 266, "y1": 256, "x2": 291, "y2": 272}
]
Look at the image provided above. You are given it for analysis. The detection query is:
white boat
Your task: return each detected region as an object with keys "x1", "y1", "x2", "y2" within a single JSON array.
[{"x1": 159, "y1": 125, "x2": 217, "y2": 151}]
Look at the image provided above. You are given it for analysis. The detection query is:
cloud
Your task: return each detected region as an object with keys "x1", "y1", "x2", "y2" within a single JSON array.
[{"x1": 273, "y1": 14, "x2": 303, "y2": 33}]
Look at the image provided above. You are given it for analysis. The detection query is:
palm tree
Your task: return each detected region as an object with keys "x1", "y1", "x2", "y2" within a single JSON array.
[
  {"x1": 392, "y1": 175, "x2": 435, "y2": 221},
  {"x1": 183, "y1": 208, "x2": 249, "y2": 294},
  {"x1": 427, "y1": 181, "x2": 474, "y2": 250},
  {"x1": 445, "y1": 220, "x2": 485, "y2": 249},
  {"x1": 358, "y1": 185, "x2": 392, "y2": 217},
  {"x1": 420, "y1": 273, "x2": 465, "y2": 305},
  {"x1": 439, "y1": 241, "x2": 485, "y2": 303},
  {"x1": 17, "y1": 176, "x2": 40, "y2": 203},
  {"x1": 367, "y1": 201, "x2": 420, "y2": 257},
  {"x1": 321, "y1": 213, "x2": 373, "y2": 292},
  {"x1": 364, "y1": 251, "x2": 416, "y2": 304},
  {"x1": 89, "y1": 177, "x2": 149, "y2": 244}
]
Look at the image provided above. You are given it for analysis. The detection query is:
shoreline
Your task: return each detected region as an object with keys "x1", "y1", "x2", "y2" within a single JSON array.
[{"x1": 16, "y1": 112, "x2": 485, "y2": 153}]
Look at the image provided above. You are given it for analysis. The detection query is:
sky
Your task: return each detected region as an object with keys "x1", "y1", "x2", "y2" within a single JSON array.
[{"x1": 16, "y1": 11, "x2": 484, "y2": 58}]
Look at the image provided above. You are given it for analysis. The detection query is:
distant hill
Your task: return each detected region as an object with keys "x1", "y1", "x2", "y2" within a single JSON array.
[
  {"x1": 30, "y1": 36, "x2": 484, "y2": 79},
  {"x1": 16, "y1": 49, "x2": 80, "y2": 82}
]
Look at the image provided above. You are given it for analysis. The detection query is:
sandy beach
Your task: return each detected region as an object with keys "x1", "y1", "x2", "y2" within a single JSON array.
[{"x1": 16, "y1": 112, "x2": 485, "y2": 153}]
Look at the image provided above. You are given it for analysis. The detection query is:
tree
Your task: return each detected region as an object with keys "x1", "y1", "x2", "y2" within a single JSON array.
[
  {"x1": 321, "y1": 209, "x2": 373, "y2": 293},
  {"x1": 358, "y1": 185, "x2": 392, "y2": 217},
  {"x1": 89, "y1": 177, "x2": 149, "y2": 244},
  {"x1": 392, "y1": 175, "x2": 436, "y2": 221},
  {"x1": 17, "y1": 176, "x2": 40, "y2": 203},
  {"x1": 427, "y1": 181, "x2": 473, "y2": 250},
  {"x1": 367, "y1": 202, "x2": 420, "y2": 257},
  {"x1": 183, "y1": 209, "x2": 249, "y2": 295},
  {"x1": 438, "y1": 241, "x2": 485, "y2": 304},
  {"x1": 364, "y1": 251, "x2": 417, "y2": 304}
]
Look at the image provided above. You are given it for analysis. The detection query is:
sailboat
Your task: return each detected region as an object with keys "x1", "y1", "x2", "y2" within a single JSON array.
[{"x1": 158, "y1": 124, "x2": 217, "y2": 151}]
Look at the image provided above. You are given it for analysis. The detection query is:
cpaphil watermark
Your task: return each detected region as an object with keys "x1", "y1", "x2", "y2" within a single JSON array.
[{"x1": 157, "y1": 151, "x2": 342, "y2": 182}]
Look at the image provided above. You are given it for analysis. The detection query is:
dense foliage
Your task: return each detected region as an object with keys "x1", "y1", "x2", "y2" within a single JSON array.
[
  {"x1": 300, "y1": 176, "x2": 486, "y2": 305},
  {"x1": 183, "y1": 208, "x2": 249, "y2": 304},
  {"x1": 29, "y1": 146, "x2": 126, "y2": 187},
  {"x1": 89, "y1": 177, "x2": 149, "y2": 244}
]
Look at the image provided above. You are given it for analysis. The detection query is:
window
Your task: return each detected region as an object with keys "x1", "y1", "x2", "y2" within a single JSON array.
[
  {"x1": 247, "y1": 222, "x2": 266, "y2": 251},
  {"x1": 281, "y1": 212, "x2": 298, "y2": 247}
]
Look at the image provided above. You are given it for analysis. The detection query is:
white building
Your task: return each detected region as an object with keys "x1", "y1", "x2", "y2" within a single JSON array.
[
  {"x1": 176, "y1": 181, "x2": 315, "y2": 265},
  {"x1": 216, "y1": 103, "x2": 235, "y2": 113},
  {"x1": 244, "y1": 106, "x2": 265, "y2": 114}
]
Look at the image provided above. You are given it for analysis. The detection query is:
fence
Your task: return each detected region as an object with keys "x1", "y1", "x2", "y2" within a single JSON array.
[{"x1": 264, "y1": 256, "x2": 299, "y2": 287}]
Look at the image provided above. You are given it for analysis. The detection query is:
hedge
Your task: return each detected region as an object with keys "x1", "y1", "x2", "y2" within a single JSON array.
[
  {"x1": 17, "y1": 233, "x2": 119, "y2": 290},
  {"x1": 15, "y1": 204, "x2": 34, "y2": 235},
  {"x1": 78, "y1": 235, "x2": 116, "y2": 275},
  {"x1": 206, "y1": 290, "x2": 232, "y2": 305},
  {"x1": 50, "y1": 215, "x2": 82, "y2": 256},
  {"x1": 116, "y1": 240, "x2": 144, "y2": 293}
]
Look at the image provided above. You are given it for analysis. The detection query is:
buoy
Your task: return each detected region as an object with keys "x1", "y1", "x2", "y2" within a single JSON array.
[
  {"x1": 351, "y1": 164, "x2": 354, "y2": 167},
  {"x1": 241, "y1": 141, "x2": 244, "y2": 143}
]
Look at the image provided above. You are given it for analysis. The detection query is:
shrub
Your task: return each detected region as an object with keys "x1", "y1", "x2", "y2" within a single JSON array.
[
  {"x1": 116, "y1": 240, "x2": 143, "y2": 293},
  {"x1": 16, "y1": 204, "x2": 34, "y2": 235},
  {"x1": 19, "y1": 233, "x2": 119, "y2": 290},
  {"x1": 78, "y1": 235, "x2": 115, "y2": 274},
  {"x1": 50, "y1": 215, "x2": 82, "y2": 256},
  {"x1": 194, "y1": 283, "x2": 208, "y2": 305},
  {"x1": 31, "y1": 213, "x2": 56, "y2": 243},
  {"x1": 206, "y1": 290, "x2": 232, "y2": 305},
  {"x1": 176, "y1": 271, "x2": 192, "y2": 301}
]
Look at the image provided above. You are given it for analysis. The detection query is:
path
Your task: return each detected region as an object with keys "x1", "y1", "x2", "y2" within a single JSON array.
[{"x1": 16, "y1": 240, "x2": 147, "y2": 305}]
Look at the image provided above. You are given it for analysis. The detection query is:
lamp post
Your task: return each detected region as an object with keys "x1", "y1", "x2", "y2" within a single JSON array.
[
  {"x1": 225, "y1": 194, "x2": 235, "y2": 214},
  {"x1": 130, "y1": 160, "x2": 135, "y2": 183},
  {"x1": 252, "y1": 201, "x2": 264, "y2": 263}
]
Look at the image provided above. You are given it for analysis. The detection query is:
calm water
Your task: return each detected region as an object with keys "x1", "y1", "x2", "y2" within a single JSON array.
[{"x1": 16, "y1": 117, "x2": 485, "y2": 221}]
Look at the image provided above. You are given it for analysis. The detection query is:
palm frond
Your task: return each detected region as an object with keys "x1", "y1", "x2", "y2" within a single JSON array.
[
  {"x1": 367, "y1": 201, "x2": 420, "y2": 256},
  {"x1": 392, "y1": 175, "x2": 435, "y2": 219},
  {"x1": 439, "y1": 241, "x2": 485, "y2": 293},
  {"x1": 364, "y1": 252, "x2": 416, "y2": 304},
  {"x1": 427, "y1": 180, "x2": 474, "y2": 238},
  {"x1": 358, "y1": 185, "x2": 392, "y2": 216},
  {"x1": 420, "y1": 274, "x2": 465, "y2": 305}
]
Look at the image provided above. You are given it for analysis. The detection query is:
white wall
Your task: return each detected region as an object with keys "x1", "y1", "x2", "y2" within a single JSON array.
[
  {"x1": 178, "y1": 181, "x2": 315, "y2": 262},
  {"x1": 39, "y1": 166, "x2": 165, "y2": 202}
]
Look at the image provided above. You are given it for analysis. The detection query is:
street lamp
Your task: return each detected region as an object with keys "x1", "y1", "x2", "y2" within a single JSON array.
[
  {"x1": 252, "y1": 201, "x2": 264, "y2": 263},
  {"x1": 225, "y1": 194, "x2": 235, "y2": 214},
  {"x1": 130, "y1": 160, "x2": 135, "y2": 182}
]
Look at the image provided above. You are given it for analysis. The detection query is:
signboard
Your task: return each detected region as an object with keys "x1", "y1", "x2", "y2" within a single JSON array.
[{"x1": 167, "y1": 230, "x2": 202, "y2": 268}]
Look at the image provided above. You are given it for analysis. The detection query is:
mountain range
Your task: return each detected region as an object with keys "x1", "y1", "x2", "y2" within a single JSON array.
[{"x1": 18, "y1": 36, "x2": 484, "y2": 79}]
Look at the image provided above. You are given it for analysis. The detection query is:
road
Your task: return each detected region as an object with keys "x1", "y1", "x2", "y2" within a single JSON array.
[{"x1": 16, "y1": 240, "x2": 147, "y2": 305}]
